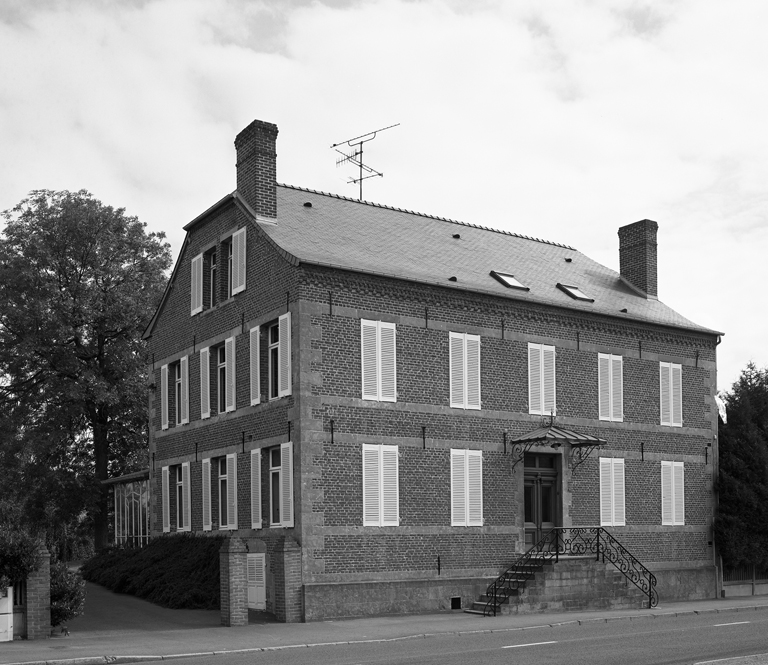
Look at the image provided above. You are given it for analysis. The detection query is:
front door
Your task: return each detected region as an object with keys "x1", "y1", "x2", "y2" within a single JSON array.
[{"x1": 523, "y1": 453, "x2": 559, "y2": 549}]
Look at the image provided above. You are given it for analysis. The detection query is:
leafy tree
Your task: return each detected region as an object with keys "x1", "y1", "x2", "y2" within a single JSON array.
[
  {"x1": 0, "y1": 190, "x2": 171, "y2": 550},
  {"x1": 50, "y1": 560, "x2": 86, "y2": 627},
  {"x1": 715, "y1": 363, "x2": 768, "y2": 569}
]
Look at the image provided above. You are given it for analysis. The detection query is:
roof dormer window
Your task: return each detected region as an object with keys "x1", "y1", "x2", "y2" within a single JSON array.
[
  {"x1": 557, "y1": 283, "x2": 594, "y2": 302},
  {"x1": 490, "y1": 271, "x2": 529, "y2": 291}
]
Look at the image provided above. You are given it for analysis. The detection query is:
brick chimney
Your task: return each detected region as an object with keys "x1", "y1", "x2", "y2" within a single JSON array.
[
  {"x1": 618, "y1": 219, "x2": 658, "y2": 297},
  {"x1": 234, "y1": 119, "x2": 278, "y2": 220}
]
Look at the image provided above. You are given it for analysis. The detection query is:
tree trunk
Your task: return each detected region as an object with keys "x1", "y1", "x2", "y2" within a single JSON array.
[{"x1": 92, "y1": 413, "x2": 109, "y2": 551}]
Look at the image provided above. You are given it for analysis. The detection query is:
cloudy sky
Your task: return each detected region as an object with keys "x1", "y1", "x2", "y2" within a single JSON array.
[{"x1": 1, "y1": 0, "x2": 765, "y2": 393}]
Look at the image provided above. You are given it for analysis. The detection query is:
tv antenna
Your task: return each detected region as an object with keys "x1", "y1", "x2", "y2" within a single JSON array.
[{"x1": 331, "y1": 123, "x2": 399, "y2": 200}]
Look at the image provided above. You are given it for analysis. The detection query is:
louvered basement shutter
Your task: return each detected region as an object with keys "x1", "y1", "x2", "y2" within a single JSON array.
[
  {"x1": 660, "y1": 363, "x2": 671, "y2": 425},
  {"x1": 182, "y1": 462, "x2": 191, "y2": 530},
  {"x1": 362, "y1": 444, "x2": 381, "y2": 526},
  {"x1": 673, "y1": 462, "x2": 685, "y2": 525},
  {"x1": 200, "y1": 347, "x2": 210, "y2": 419},
  {"x1": 161, "y1": 364, "x2": 169, "y2": 430},
  {"x1": 231, "y1": 228, "x2": 246, "y2": 295},
  {"x1": 465, "y1": 335, "x2": 481, "y2": 410},
  {"x1": 381, "y1": 445, "x2": 399, "y2": 526},
  {"x1": 361, "y1": 320, "x2": 379, "y2": 400},
  {"x1": 599, "y1": 458, "x2": 613, "y2": 526},
  {"x1": 450, "y1": 449, "x2": 467, "y2": 526},
  {"x1": 202, "y1": 458, "x2": 211, "y2": 531},
  {"x1": 225, "y1": 336, "x2": 236, "y2": 412},
  {"x1": 449, "y1": 333, "x2": 465, "y2": 408},
  {"x1": 661, "y1": 461, "x2": 673, "y2": 525},
  {"x1": 542, "y1": 345, "x2": 556, "y2": 416},
  {"x1": 598, "y1": 354, "x2": 610, "y2": 420},
  {"x1": 280, "y1": 442, "x2": 294, "y2": 528},
  {"x1": 379, "y1": 322, "x2": 397, "y2": 402},
  {"x1": 250, "y1": 327, "x2": 260, "y2": 406},
  {"x1": 528, "y1": 344, "x2": 541, "y2": 414},
  {"x1": 672, "y1": 364, "x2": 683, "y2": 426},
  {"x1": 467, "y1": 450, "x2": 483, "y2": 526},
  {"x1": 611, "y1": 356, "x2": 623, "y2": 422},
  {"x1": 191, "y1": 253, "x2": 203, "y2": 315},
  {"x1": 251, "y1": 449, "x2": 262, "y2": 529},
  {"x1": 247, "y1": 553, "x2": 266, "y2": 610},
  {"x1": 226, "y1": 453, "x2": 237, "y2": 529},
  {"x1": 180, "y1": 356, "x2": 189, "y2": 424},
  {"x1": 612, "y1": 458, "x2": 625, "y2": 526},
  {"x1": 278, "y1": 313, "x2": 291, "y2": 397},
  {"x1": 162, "y1": 466, "x2": 170, "y2": 533}
]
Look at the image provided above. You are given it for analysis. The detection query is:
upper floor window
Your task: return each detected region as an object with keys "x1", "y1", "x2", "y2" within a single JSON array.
[
  {"x1": 207, "y1": 249, "x2": 217, "y2": 309},
  {"x1": 190, "y1": 227, "x2": 246, "y2": 316},
  {"x1": 160, "y1": 358, "x2": 187, "y2": 430},
  {"x1": 528, "y1": 343, "x2": 556, "y2": 416},
  {"x1": 661, "y1": 460, "x2": 684, "y2": 525},
  {"x1": 599, "y1": 457, "x2": 625, "y2": 527},
  {"x1": 361, "y1": 319, "x2": 396, "y2": 402},
  {"x1": 215, "y1": 338, "x2": 236, "y2": 414},
  {"x1": 217, "y1": 454, "x2": 237, "y2": 530},
  {"x1": 598, "y1": 354, "x2": 623, "y2": 422},
  {"x1": 659, "y1": 362, "x2": 682, "y2": 427},
  {"x1": 268, "y1": 314, "x2": 292, "y2": 400},
  {"x1": 449, "y1": 332, "x2": 481, "y2": 410},
  {"x1": 161, "y1": 463, "x2": 190, "y2": 533}
]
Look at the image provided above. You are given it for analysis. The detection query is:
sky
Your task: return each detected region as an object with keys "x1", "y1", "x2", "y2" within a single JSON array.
[{"x1": 1, "y1": 0, "x2": 765, "y2": 394}]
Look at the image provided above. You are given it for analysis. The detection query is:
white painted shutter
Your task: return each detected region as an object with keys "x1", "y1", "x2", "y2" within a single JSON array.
[
  {"x1": 225, "y1": 336, "x2": 236, "y2": 412},
  {"x1": 162, "y1": 466, "x2": 170, "y2": 532},
  {"x1": 247, "y1": 553, "x2": 266, "y2": 610},
  {"x1": 449, "y1": 333, "x2": 465, "y2": 408},
  {"x1": 381, "y1": 444, "x2": 399, "y2": 527},
  {"x1": 278, "y1": 313, "x2": 291, "y2": 397},
  {"x1": 599, "y1": 458, "x2": 613, "y2": 526},
  {"x1": 661, "y1": 461, "x2": 673, "y2": 525},
  {"x1": 231, "y1": 228, "x2": 246, "y2": 295},
  {"x1": 611, "y1": 356, "x2": 623, "y2": 422},
  {"x1": 200, "y1": 347, "x2": 210, "y2": 419},
  {"x1": 226, "y1": 453, "x2": 237, "y2": 529},
  {"x1": 598, "y1": 354, "x2": 610, "y2": 420},
  {"x1": 191, "y1": 253, "x2": 203, "y2": 315},
  {"x1": 160, "y1": 364, "x2": 169, "y2": 430},
  {"x1": 250, "y1": 326, "x2": 260, "y2": 406},
  {"x1": 465, "y1": 334, "x2": 481, "y2": 410},
  {"x1": 528, "y1": 343, "x2": 541, "y2": 414},
  {"x1": 362, "y1": 444, "x2": 380, "y2": 526},
  {"x1": 202, "y1": 458, "x2": 211, "y2": 531},
  {"x1": 450, "y1": 449, "x2": 467, "y2": 526},
  {"x1": 280, "y1": 442, "x2": 294, "y2": 528},
  {"x1": 182, "y1": 462, "x2": 191, "y2": 530},
  {"x1": 612, "y1": 458, "x2": 625, "y2": 526},
  {"x1": 673, "y1": 462, "x2": 685, "y2": 525},
  {"x1": 361, "y1": 319, "x2": 379, "y2": 400},
  {"x1": 671, "y1": 364, "x2": 683, "y2": 427},
  {"x1": 180, "y1": 356, "x2": 189, "y2": 424},
  {"x1": 542, "y1": 345, "x2": 556, "y2": 416},
  {"x1": 467, "y1": 449, "x2": 483, "y2": 526},
  {"x1": 379, "y1": 322, "x2": 397, "y2": 402},
  {"x1": 660, "y1": 363, "x2": 671, "y2": 425},
  {"x1": 251, "y1": 449, "x2": 262, "y2": 529}
]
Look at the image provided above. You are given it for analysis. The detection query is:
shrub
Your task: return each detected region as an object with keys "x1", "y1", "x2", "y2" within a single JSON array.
[
  {"x1": 0, "y1": 529, "x2": 42, "y2": 592},
  {"x1": 80, "y1": 534, "x2": 223, "y2": 610},
  {"x1": 50, "y1": 561, "x2": 86, "y2": 627}
]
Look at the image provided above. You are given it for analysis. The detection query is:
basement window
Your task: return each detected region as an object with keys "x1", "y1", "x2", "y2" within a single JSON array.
[
  {"x1": 557, "y1": 283, "x2": 594, "y2": 302},
  {"x1": 490, "y1": 271, "x2": 529, "y2": 291}
]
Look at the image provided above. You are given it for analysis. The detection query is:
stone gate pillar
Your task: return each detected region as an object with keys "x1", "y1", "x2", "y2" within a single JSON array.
[
  {"x1": 220, "y1": 538, "x2": 247, "y2": 626},
  {"x1": 26, "y1": 546, "x2": 51, "y2": 640}
]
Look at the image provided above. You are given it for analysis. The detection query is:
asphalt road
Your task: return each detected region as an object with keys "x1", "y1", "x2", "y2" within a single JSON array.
[{"x1": 134, "y1": 608, "x2": 768, "y2": 665}]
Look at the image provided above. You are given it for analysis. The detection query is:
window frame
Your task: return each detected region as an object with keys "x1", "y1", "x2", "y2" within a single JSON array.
[
  {"x1": 661, "y1": 460, "x2": 685, "y2": 526},
  {"x1": 599, "y1": 457, "x2": 625, "y2": 527},
  {"x1": 191, "y1": 253, "x2": 203, "y2": 316},
  {"x1": 268, "y1": 442, "x2": 294, "y2": 528},
  {"x1": 449, "y1": 332, "x2": 481, "y2": 410},
  {"x1": 598, "y1": 353, "x2": 623, "y2": 422},
  {"x1": 659, "y1": 362, "x2": 683, "y2": 427},
  {"x1": 362, "y1": 443, "x2": 399, "y2": 527},
  {"x1": 450, "y1": 449, "x2": 483, "y2": 527},
  {"x1": 528, "y1": 343, "x2": 556, "y2": 416},
  {"x1": 361, "y1": 319, "x2": 397, "y2": 402}
]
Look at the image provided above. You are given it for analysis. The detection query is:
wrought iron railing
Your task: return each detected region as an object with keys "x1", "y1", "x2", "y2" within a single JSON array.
[{"x1": 483, "y1": 527, "x2": 658, "y2": 616}]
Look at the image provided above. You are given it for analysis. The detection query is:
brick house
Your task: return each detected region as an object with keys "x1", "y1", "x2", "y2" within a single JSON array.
[{"x1": 143, "y1": 118, "x2": 722, "y2": 622}]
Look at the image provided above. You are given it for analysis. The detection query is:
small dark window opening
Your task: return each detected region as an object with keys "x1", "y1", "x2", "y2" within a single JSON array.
[{"x1": 451, "y1": 597, "x2": 462, "y2": 610}]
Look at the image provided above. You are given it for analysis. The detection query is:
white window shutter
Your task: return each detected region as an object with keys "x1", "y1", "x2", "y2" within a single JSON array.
[
  {"x1": 450, "y1": 450, "x2": 467, "y2": 526},
  {"x1": 449, "y1": 333, "x2": 465, "y2": 408},
  {"x1": 528, "y1": 343, "x2": 541, "y2": 414},
  {"x1": 362, "y1": 444, "x2": 381, "y2": 526},
  {"x1": 162, "y1": 466, "x2": 170, "y2": 533},
  {"x1": 467, "y1": 450, "x2": 483, "y2": 526},
  {"x1": 612, "y1": 458, "x2": 625, "y2": 526},
  {"x1": 381, "y1": 445, "x2": 399, "y2": 526},
  {"x1": 191, "y1": 253, "x2": 203, "y2": 315},
  {"x1": 599, "y1": 458, "x2": 613, "y2": 526},
  {"x1": 598, "y1": 354, "x2": 610, "y2": 420},
  {"x1": 226, "y1": 453, "x2": 237, "y2": 529},
  {"x1": 200, "y1": 347, "x2": 210, "y2": 419},
  {"x1": 202, "y1": 458, "x2": 211, "y2": 531},
  {"x1": 611, "y1": 356, "x2": 623, "y2": 422},
  {"x1": 661, "y1": 461, "x2": 673, "y2": 525},
  {"x1": 231, "y1": 228, "x2": 246, "y2": 295},
  {"x1": 672, "y1": 364, "x2": 683, "y2": 426},
  {"x1": 250, "y1": 327, "x2": 260, "y2": 406},
  {"x1": 251, "y1": 449, "x2": 262, "y2": 529},
  {"x1": 465, "y1": 335, "x2": 481, "y2": 410},
  {"x1": 160, "y1": 364, "x2": 169, "y2": 430},
  {"x1": 660, "y1": 363, "x2": 671, "y2": 425},
  {"x1": 247, "y1": 553, "x2": 266, "y2": 610},
  {"x1": 225, "y1": 336, "x2": 236, "y2": 412},
  {"x1": 182, "y1": 462, "x2": 191, "y2": 530},
  {"x1": 673, "y1": 462, "x2": 685, "y2": 525},
  {"x1": 361, "y1": 319, "x2": 379, "y2": 400},
  {"x1": 379, "y1": 322, "x2": 397, "y2": 402},
  {"x1": 278, "y1": 313, "x2": 292, "y2": 397},
  {"x1": 280, "y1": 442, "x2": 294, "y2": 528},
  {"x1": 542, "y1": 345, "x2": 556, "y2": 416},
  {"x1": 180, "y1": 356, "x2": 189, "y2": 424}
]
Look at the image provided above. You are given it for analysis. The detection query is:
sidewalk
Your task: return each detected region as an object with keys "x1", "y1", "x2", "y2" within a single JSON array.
[{"x1": 4, "y1": 582, "x2": 768, "y2": 665}]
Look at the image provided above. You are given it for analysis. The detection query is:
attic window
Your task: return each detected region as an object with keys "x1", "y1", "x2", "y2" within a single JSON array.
[
  {"x1": 557, "y1": 283, "x2": 594, "y2": 302},
  {"x1": 490, "y1": 271, "x2": 529, "y2": 291}
]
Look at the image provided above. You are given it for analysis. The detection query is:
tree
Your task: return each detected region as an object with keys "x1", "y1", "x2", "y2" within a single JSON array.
[
  {"x1": 715, "y1": 363, "x2": 768, "y2": 569},
  {"x1": 0, "y1": 190, "x2": 171, "y2": 550}
]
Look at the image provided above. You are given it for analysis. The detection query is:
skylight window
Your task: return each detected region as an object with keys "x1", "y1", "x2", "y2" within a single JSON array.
[
  {"x1": 557, "y1": 283, "x2": 594, "y2": 302},
  {"x1": 490, "y1": 271, "x2": 529, "y2": 291}
]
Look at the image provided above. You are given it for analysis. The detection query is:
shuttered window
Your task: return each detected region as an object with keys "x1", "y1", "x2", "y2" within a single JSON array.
[
  {"x1": 161, "y1": 466, "x2": 170, "y2": 533},
  {"x1": 362, "y1": 444, "x2": 399, "y2": 527},
  {"x1": 449, "y1": 332, "x2": 481, "y2": 410},
  {"x1": 598, "y1": 354, "x2": 623, "y2": 422},
  {"x1": 278, "y1": 313, "x2": 292, "y2": 398},
  {"x1": 660, "y1": 362, "x2": 683, "y2": 427},
  {"x1": 202, "y1": 458, "x2": 211, "y2": 531},
  {"x1": 231, "y1": 228, "x2": 246, "y2": 295},
  {"x1": 599, "y1": 457, "x2": 625, "y2": 527},
  {"x1": 225, "y1": 336, "x2": 236, "y2": 412},
  {"x1": 661, "y1": 461, "x2": 685, "y2": 525},
  {"x1": 268, "y1": 443, "x2": 294, "y2": 528},
  {"x1": 191, "y1": 253, "x2": 203, "y2": 315},
  {"x1": 181, "y1": 462, "x2": 191, "y2": 531},
  {"x1": 200, "y1": 347, "x2": 210, "y2": 419},
  {"x1": 180, "y1": 356, "x2": 189, "y2": 425},
  {"x1": 250, "y1": 327, "x2": 260, "y2": 406},
  {"x1": 223, "y1": 453, "x2": 238, "y2": 530},
  {"x1": 361, "y1": 319, "x2": 397, "y2": 402},
  {"x1": 251, "y1": 449, "x2": 262, "y2": 529},
  {"x1": 160, "y1": 364, "x2": 169, "y2": 430},
  {"x1": 246, "y1": 553, "x2": 266, "y2": 610},
  {"x1": 451, "y1": 449, "x2": 483, "y2": 527},
  {"x1": 528, "y1": 343, "x2": 556, "y2": 416}
]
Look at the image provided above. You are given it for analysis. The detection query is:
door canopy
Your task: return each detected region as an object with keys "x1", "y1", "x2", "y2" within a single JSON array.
[{"x1": 508, "y1": 422, "x2": 606, "y2": 473}]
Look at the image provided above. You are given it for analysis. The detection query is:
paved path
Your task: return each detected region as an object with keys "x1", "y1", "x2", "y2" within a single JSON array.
[{"x1": 3, "y1": 582, "x2": 768, "y2": 665}]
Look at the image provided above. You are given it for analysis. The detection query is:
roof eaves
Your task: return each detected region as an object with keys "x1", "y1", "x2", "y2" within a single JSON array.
[
  {"x1": 183, "y1": 193, "x2": 236, "y2": 231},
  {"x1": 143, "y1": 233, "x2": 189, "y2": 340}
]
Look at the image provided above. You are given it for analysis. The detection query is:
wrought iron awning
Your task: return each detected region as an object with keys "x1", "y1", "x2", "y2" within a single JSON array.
[{"x1": 509, "y1": 424, "x2": 606, "y2": 473}]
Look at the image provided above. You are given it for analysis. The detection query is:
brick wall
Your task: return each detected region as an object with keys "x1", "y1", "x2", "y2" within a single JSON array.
[{"x1": 25, "y1": 546, "x2": 50, "y2": 639}]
